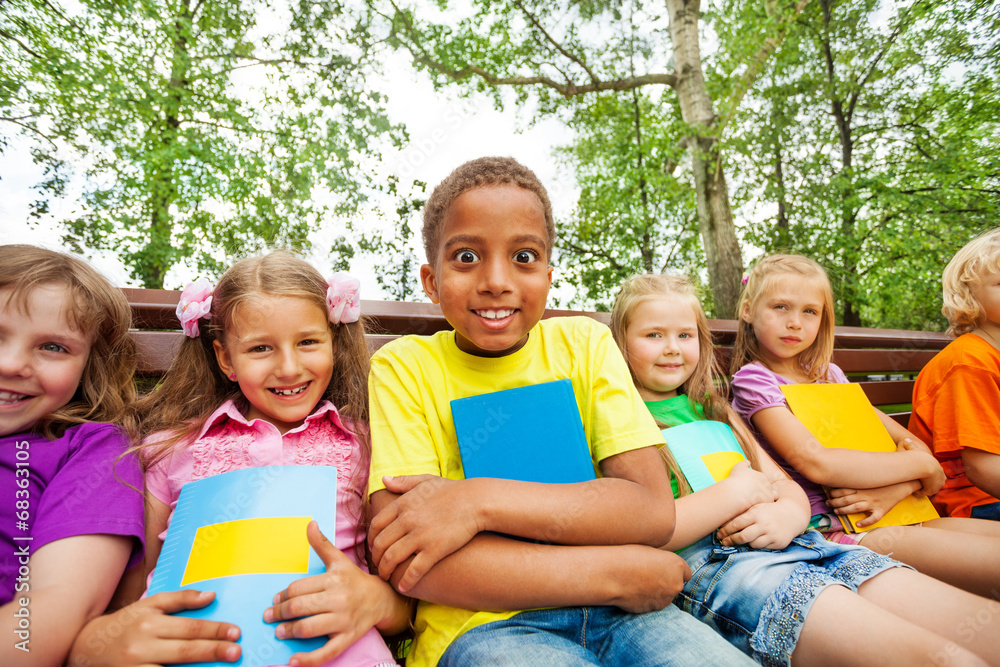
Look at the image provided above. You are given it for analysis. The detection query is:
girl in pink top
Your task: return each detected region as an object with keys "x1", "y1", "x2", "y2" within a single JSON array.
[
  {"x1": 77, "y1": 252, "x2": 407, "y2": 667},
  {"x1": 729, "y1": 253, "x2": 1000, "y2": 600}
]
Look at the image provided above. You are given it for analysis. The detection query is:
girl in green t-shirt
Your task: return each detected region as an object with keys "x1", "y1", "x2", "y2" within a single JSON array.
[{"x1": 608, "y1": 273, "x2": 1000, "y2": 666}]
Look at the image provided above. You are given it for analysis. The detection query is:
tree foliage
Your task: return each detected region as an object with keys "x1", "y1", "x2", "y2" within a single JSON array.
[
  {"x1": 2, "y1": 0, "x2": 405, "y2": 288},
  {"x1": 373, "y1": 0, "x2": 807, "y2": 316},
  {"x1": 726, "y1": 0, "x2": 1000, "y2": 329},
  {"x1": 551, "y1": 90, "x2": 703, "y2": 311}
]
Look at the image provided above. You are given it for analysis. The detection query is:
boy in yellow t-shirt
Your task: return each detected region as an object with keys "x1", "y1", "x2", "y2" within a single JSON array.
[{"x1": 366, "y1": 157, "x2": 753, "y2": 667}]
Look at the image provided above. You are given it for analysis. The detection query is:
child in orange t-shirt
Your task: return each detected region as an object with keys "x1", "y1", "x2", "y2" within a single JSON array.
[{"x1": 910, "y1": 228, "x2": 1000, "y2": 520}]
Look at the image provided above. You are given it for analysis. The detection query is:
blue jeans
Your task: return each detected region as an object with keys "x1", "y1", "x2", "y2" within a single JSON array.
[
  {"x1": 970, "y1": 501, "x2": 1000, "y2": 521},
  {"x1": 675, "y1": 530, "x2": 905, "y2": 666},
  {"x1": 438, "y1": 605, "x2": 754, "y2": 666}
]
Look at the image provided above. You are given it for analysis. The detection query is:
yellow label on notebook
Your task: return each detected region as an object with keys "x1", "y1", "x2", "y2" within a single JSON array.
[
  {"x1": 702, "y1": 450, "x2": 746, "y2": 483},
  {"x1": 780, "y1": 383, "x2": 939, "y2": 532},
  {"x1": 182, "y1": 516, "x2": 311, "y2": 586}
]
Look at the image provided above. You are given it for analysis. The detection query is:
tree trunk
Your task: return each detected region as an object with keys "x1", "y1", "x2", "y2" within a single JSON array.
[
  {"x1": 140, "y1": 0, "x2": 192, "y2": 288},
  {"x1": 820, "y1": 0, "x2": 862, "y2": 326},
  {"x1": 666, "y1": 0, "x2": 744, "y2": 317}
]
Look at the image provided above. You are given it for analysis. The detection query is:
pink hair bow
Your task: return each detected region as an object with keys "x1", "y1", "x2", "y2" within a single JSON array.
[
  {"x1": 326, "y1": 273, "x2": 360, "y2": 324},
  {"x1": 177, "y1": 277, "x2": 214, "y2": 338}
]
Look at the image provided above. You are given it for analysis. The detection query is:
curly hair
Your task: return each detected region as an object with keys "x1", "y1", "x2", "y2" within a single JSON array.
[
  {"x1": 422, "y1": 156, "x2": 555, "y2": 264},
  {"x1": 0, "y1": 245, "x2": 136, "y2": 438},
  {"x1": 942, "y1": 228, "x2": 1000, "y2": 337},
  {"x1": 610, "y1": 273, "x2": 762, "y2": 496},
  {"x1": 730, "y1": 254, "x2": 836, "y2": 382}
]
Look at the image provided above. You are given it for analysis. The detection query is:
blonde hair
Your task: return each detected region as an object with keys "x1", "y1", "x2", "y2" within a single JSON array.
[
  {"x1": 131, "y1": 251, "x2": 371, "y2": 471},
  {"x1": 730, "y1": 254, "x2": 836, "y2": 382},
  {"x1": 942, "y1": 228, "x2": 1000, "y2": 337},
  {"x1": 0, "y1": 245, "x2": 137, "y2": 438},
  {"x1": 611, "y1": 273, "x2": 762, "y2": 496}
]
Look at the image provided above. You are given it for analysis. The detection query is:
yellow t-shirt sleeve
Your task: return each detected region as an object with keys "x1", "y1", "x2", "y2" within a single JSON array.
[{"x1": 367, "y1": 347, "x2": 443, "y2": 497}]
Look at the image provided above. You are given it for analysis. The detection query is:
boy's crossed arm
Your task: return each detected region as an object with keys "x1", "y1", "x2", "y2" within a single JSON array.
[{"x1": 368, "y1": 444, "x2": 685, "y2": 606}]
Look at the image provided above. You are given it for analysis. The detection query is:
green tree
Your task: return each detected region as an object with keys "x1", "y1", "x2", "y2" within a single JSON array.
[
  {"x1": 2, "y1": 0, "x2": 404, "y2": 288},
  {"x1": 376, "y1": 0, "x2": 807, "y2": 316},
  {"x1": 727, "y1": 0, "x2": 1000, "y2": 328},
  {"x1": 551, "y1": 90, "x2": 702, "y2": 311}
]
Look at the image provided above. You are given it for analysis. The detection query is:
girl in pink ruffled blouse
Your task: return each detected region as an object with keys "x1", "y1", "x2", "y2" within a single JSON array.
[{"x1": 74, "y1": 251, "x2": 408, "y2": 667}]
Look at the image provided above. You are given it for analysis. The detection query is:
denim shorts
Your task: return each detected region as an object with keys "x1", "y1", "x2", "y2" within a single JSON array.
[
  {"x1": 438, "y1": 605, "x2": 755, "y2": 666},
  {"x1": 970, "y1": 501, "x2": 1000, "y2": 521},
  {"x1": 674, "y1": 530, "x2": 906, "y2": 666}
]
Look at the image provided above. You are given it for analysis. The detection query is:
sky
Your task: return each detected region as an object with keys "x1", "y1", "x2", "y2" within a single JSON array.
[{"x1": 0, "y1": 49, "x2": 578, "y2": 302}]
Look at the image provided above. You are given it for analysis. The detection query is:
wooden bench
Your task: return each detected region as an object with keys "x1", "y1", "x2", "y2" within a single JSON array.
[{"x1": 124, "y1": 288, "x2": 952, "y2": 426}]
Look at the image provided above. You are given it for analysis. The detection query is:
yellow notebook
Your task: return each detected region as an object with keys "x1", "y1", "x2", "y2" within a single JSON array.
[{"x1": 780, "y1": 382, "x2": 939, "y2": 532}]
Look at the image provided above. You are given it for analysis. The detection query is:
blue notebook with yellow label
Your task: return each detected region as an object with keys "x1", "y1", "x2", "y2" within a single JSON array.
[
  {"x1": 452, "y1": 379, "x2": 597, "y2": 483},
  {"x1": 661, "y1": 421, "x2": 747, "y2": 492},
  {"x1": 147, "y1": 465, "x2": 338, "y2": 667}
]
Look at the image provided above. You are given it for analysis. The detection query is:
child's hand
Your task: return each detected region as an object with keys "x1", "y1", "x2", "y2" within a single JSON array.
[
  {"x1": 895, "y1": 436, "x2": 945, "y2": 495},
  {"x1": 369, "y1": 475, "x2": 484, "y2": 592},
  {"x1": 611, "y1": 546, "x2": 692, "y2": 613},
  {"x1": 724, "y1": 461, "x2": 778, "y2": 509},
  {"x1": 715, "y1": 491, "x2": 797, "y2": 550},
  {"x1": 265, "y1": 522, "x2": 403, "y2": 667},
  {"x1": 66, "y1": 591, "x2": 241, "y2": 666},
  {"x1": 827, "y1": 481, "x2": 921, "y2": 527}
]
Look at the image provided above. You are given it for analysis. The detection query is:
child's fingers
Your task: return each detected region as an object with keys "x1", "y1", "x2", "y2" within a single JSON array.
[
  {"x1": 369, "y1": 519, "x2": 409, "y2": 574},
  {"x1": 395, "y1": 552, "x2": 435, "y2": 594},
  {"x1": 145, "y1": 589, "x2": 218, "y2": 614},
  {"x1": 146, "y1": 638, "x2": 242, "y2": 664},
  {"x1": 381, "y1": 474, "x2": 438, "y2": 494},
  {"x1": 155, "y1": 616, "x2": 242, "y2": 642},
  {"x1": 368, "y1": 505, "x2": 402, "y2": 566},
  {"x1": 305, "y1": 520, "x2": 345, "y2": 568},
  {"x1": 375, "y1": 531, "x2": 418, "y2": 582},
  {"x1": 275, "y1": 611, "x2": 352, "y2": 641},
  {"x1": 266, "y1": 587, "x2": 349, "y2": 624}
]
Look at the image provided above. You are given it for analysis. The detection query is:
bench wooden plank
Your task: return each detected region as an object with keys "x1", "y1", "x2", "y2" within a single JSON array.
[{"x1": 122, "y1": 288, "x2": 951, "y2": 429}]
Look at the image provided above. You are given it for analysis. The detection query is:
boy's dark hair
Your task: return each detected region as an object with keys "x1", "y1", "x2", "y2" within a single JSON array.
[{"x1": 422, "y1": 156, "x2": 555, "y2": 264}]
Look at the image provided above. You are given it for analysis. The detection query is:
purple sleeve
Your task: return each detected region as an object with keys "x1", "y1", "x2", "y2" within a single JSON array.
[
  {"x1": 731, "y1": 363, "x2": 788, "y2": 422},
  {"x1": 34, "y1": 423, "x2": 145, "y2": 570},
  {"x1": 826, "y1": 363, "x2": 849, "y2": 384}
]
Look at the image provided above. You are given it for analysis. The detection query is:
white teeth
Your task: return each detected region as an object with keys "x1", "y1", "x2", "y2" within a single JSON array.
[
  {"x1": 477, "y1": 309, "x2": 514, "y2": 320},
  {"x1": 270, "y1": 384, "x2": 308, "y2": 396},
  {"x1": 0, "y1": 391, "x2": 28, "y2": 404}
]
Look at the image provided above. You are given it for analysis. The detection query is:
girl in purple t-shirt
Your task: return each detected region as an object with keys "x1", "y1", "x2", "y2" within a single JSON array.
[
  {"x1": 729, "y1": 253, "x2": 1000, "y2": 600},
  {"x1": 0, "y1": 245, "x2": 144, "y2": 666}
]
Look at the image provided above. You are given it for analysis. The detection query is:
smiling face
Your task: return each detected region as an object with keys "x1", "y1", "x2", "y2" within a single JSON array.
[
  {"x1": 420, "y1": 185, "x2": 554, "y2": 357},
  {"x1": 213, "y1": 295, "x2": 334, "y2": 434},
  {"x1": 0, "y1": 285, "x2": 92, "y2": 436},
  {"x1": 624, "y1": 296, "x2": 701, "y2": 402},
  {"x1": 743, "y1": 273, "x2": 826, "y2": 372}
]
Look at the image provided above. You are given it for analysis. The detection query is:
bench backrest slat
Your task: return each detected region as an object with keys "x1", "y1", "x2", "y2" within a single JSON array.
[{"x1": 123, "y1": 288, "x2": 951, "y2": 425}]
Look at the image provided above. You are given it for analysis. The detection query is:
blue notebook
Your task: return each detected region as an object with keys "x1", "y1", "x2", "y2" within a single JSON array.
[
  {"x1": 661, "y1": 421, "x2": 747, "y2": 492},
  {"x1": 451, "y1": 379, "x2": 597, "y2": 483},
  {"x1": 147, "y1": 465, "x2": 338, "y2": 667}
]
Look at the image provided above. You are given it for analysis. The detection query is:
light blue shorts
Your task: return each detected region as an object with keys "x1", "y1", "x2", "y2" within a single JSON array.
[
  {"x1": 439, "y1": 605, "x2": 755, "y2": 666},
  {"x1": 674, "y1": 529, "x2": 907, "y2": 666}
]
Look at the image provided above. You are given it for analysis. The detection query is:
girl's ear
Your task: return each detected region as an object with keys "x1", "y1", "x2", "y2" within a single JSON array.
[
  {"x1": 213, "y1": 339, "x2": 234, "y2": 378},
  {"x1": 740, "y1": 302, "x2": 753, "y2": 324}
]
